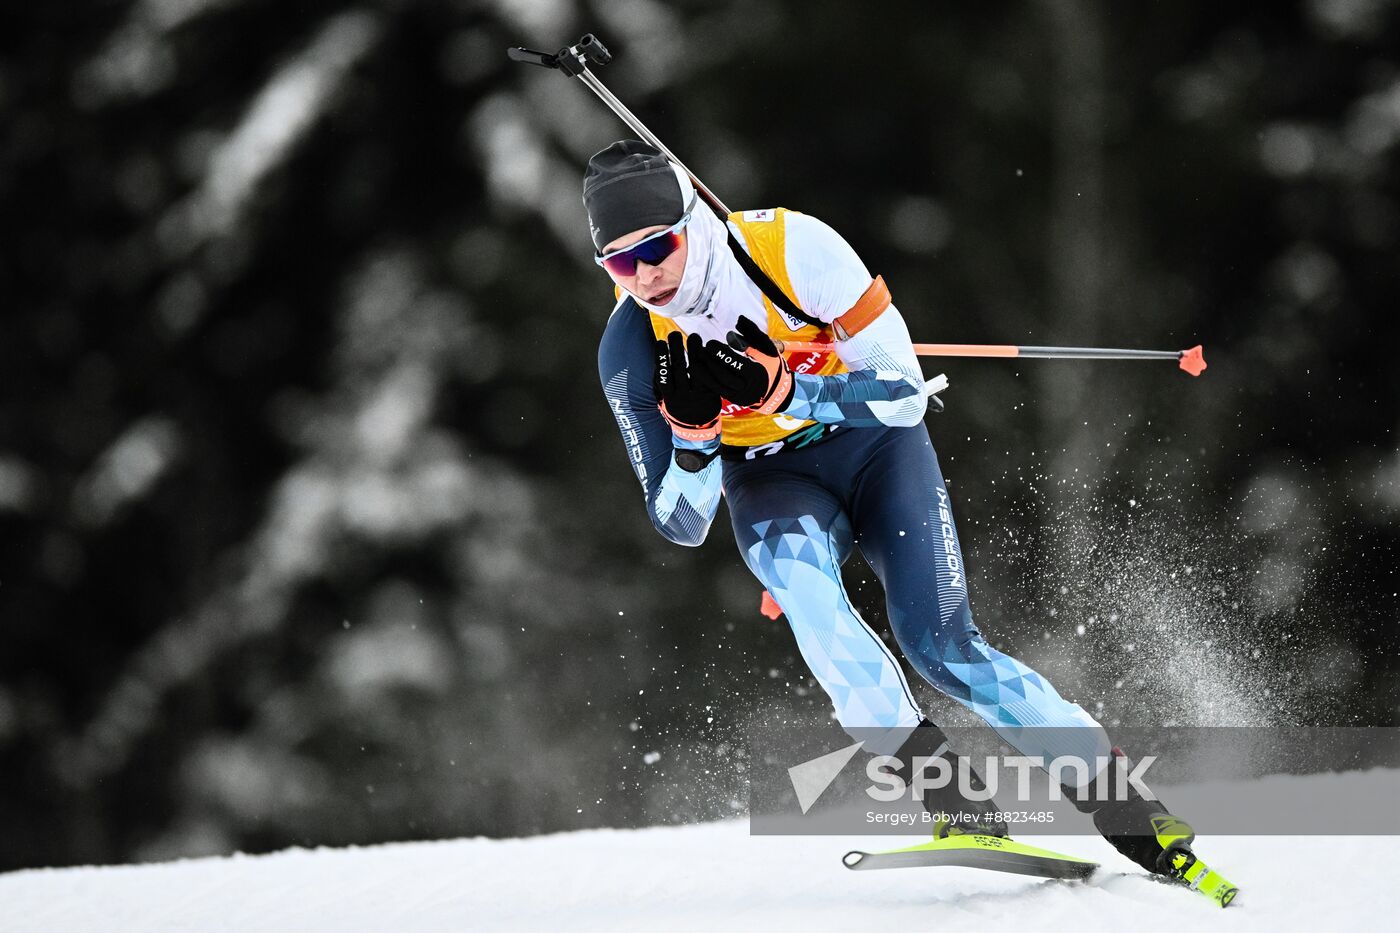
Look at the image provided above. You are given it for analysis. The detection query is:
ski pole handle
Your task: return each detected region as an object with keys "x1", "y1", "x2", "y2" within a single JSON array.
[
  {"x1": 576, "y1": 33, "x2": 612, "y2": 65},
  {"x1": 507, "y1": 34, "x2": 731, "y2": 216}
]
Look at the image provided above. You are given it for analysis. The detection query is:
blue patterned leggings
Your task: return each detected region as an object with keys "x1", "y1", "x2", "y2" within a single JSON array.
[{"x1": 723, "y1": 424, "x2": 1107, "y2": 762}]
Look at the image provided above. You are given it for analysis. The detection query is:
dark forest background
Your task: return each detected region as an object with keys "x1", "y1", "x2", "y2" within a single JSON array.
[{"x1": 3, "y1": 0, "x2": 1397, "y2": 871}]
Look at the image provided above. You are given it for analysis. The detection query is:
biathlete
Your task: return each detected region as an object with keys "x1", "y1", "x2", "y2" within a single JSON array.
[{"x1": 588, "y1": 139, "x2": 1196, "y2": 878}]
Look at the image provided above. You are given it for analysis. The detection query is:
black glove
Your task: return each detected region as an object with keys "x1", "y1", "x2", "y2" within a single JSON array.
[
  {"x1": 654, "y1": 332, "x2": 722, "y2": 442},
  {"x1": 690, "y1": 315, "x2": 794, "y2": 414}
]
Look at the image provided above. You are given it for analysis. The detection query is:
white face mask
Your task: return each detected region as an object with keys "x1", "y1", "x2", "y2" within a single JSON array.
[{"x1": 633, "y1": 166, "x2": 726, "y2": 320}]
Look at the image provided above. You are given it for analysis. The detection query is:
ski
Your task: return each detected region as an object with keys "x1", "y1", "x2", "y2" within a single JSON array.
[
  {"x1": 843, "y1": 834, "x2": 1241, "y2": 908},
  {"x1": 841, "y1": 833, "x2": 1099, "y2": 881}
]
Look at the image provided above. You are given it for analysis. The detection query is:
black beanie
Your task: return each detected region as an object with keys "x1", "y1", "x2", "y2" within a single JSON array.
[{"x1": 582, "y1": 140, "x2": 684, "y2": 251}]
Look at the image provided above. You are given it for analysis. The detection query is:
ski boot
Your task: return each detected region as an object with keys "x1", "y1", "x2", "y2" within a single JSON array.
[
  {"x1": 1091, "y1": 790, "x2": 1194, "y2": 874},
  {"x1": 1072, "y1": 747, "x2": 1239, "y2": 906},
  {"x1": 892, "y1": 720, "x2": 1009, "y2": 838}
]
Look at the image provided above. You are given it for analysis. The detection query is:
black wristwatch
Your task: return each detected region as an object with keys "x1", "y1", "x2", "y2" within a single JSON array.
[{"x1": 674, "y1": 446, "x2": 721, "y2": 473}]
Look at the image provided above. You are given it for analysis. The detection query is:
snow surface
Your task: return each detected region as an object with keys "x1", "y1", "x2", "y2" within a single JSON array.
[{"x1": 2, "y1": 771, "x2": 1394, "y2": 932}]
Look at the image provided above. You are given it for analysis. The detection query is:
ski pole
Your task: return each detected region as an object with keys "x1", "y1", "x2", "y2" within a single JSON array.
[
  {"x1": 509, "y1": 36, "x2": 1208, "y2": 381},
  {"x1": 508, "y1": 34, "x2": 731, "y2": 216},
  {"x1": 778, "y1": 340, "x2": 1208, "y2": 376}
]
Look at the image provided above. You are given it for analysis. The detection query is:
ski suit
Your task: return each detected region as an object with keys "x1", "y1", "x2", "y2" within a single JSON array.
[{"x1": 598, "y1": 206, "x2": 1109, "y2": 767}]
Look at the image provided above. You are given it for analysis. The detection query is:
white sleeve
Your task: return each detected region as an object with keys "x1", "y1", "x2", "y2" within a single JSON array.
[
  {"x1": 783, "y1": 211, "x2": 921, "y2": 376},
  {"x1": 783, "y1": 212, "x2": 875, "y2": 325},
  {"x1": 779, "y1": 212, "x2": 928, "y2": 427}
]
